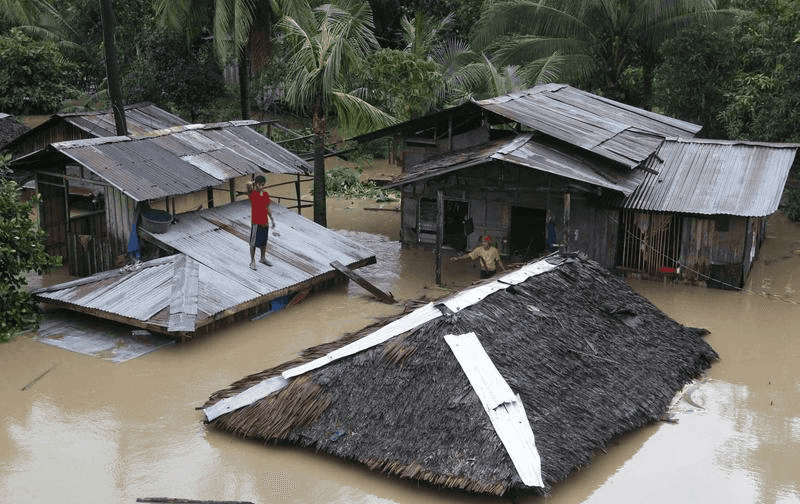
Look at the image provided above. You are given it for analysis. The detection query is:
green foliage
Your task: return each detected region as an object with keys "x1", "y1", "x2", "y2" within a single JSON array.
[
  {"x1": 323, "y1": 165, "x2": 399, "y2": 200},
  {"x1": 123, "y1": 28, "x2": 226, "y2": 122},
  {"x1": 781, "y1": 187, "x2": 800, "y2": 222},
  {"x1": 471, "y1": 0, "x2": 727, "y2": 106},
  {"x1": 399, "y1": 0, "x2": 485, "y2": 41},
  {"x1": 716, "y1": 0, "x2": 800, "y2": 142},
  {"x1": 0, "y1": 28, "x2": 82, "y2": 114},
  {"x1": 653, "y1": 21, "x2": 738, "y2": 138},
  {"x1": 0, "y1": 161, "x2": 62, "y2": 343},
  {"x1": 361, "y1": 49, "x2": 443, "y2": 120}
]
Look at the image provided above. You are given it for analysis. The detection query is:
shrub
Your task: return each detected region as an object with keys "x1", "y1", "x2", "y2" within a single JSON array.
[
  {"x1": 1, "y1": 159, "x2": 62, "y2": 342},
  {"x1": 782, "y1": 187, "x2": 800, "y2": 222}
]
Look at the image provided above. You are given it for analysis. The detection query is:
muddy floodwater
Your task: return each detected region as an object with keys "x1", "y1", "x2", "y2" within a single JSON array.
[{"x1": 2, "y1": 196, "x2": 799, "y2": 504}]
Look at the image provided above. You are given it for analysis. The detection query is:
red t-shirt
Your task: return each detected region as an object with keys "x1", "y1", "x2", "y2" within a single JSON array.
[{"x1": 249, "y1": 190, "x2": 271, "y2": 225}]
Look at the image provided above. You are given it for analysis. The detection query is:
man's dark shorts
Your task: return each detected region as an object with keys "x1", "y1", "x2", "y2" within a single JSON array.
[{"x1": 250, "y1": 223, "x2": 269, "y2": 248}]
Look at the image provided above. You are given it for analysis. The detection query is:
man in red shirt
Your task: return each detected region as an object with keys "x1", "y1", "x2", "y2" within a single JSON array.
[{"x1": 247, "y1": 175, "x2": 276, "y2": 270}]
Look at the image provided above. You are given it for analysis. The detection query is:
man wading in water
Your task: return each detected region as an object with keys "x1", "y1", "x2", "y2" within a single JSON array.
[
  {"x1": 247, "y1": 175, "x2": 276, "y2": 270},
  {"x1": 450, "y1": 235, "x2": 506, "y2": 279}
]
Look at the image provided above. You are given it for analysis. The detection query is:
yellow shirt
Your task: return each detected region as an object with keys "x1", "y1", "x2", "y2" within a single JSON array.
[{"x1": 468, "y1": 246, "x2": 502, "y2": 271}]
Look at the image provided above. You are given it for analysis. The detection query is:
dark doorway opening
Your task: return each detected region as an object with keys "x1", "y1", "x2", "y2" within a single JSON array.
[
  {"x1": 443, "y1": 200, "x2": 469, "y2": 251},
  {"x1": 510, "y1": 206, "x2": 546, "y2": 260}
]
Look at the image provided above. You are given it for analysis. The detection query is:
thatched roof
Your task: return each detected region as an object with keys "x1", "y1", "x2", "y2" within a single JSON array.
[{"x1": 202, "y1": 253, "x2": 717, "y2": 496}]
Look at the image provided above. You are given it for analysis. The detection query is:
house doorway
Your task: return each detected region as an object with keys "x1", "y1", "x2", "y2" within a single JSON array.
[
  {"x1": 443, "y1": 200, "x2": 469, "y2": 251},
  {"x1": 618, "y1": 210, "x2": 683, "y2": 275},
  {"x1": 36, "y1": 173, "x2": 69, "y2": 260},
  {"x1": 509, "y1": 206, "x2": 547, "y2": 260},
  {"x1": 418, "y1": 198, "x2": 470, "y2": 250}
]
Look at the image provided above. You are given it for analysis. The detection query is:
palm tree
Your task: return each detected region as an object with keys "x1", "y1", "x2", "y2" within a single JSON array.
[
  {"x1": 472, "y1": 0, "x2": 729, "y2": 106},
  {"x1": 0, "y1": 0, "x2": 94, "y2": 65},
  {"x1": 279, "y1": 0, "x2": 396, "y2": 226},
  {"x1": 155, "y1": 0, "x2": 303, "y2": 120}
]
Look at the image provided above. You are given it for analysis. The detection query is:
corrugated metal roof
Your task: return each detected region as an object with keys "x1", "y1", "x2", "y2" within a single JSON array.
[
  {"x1": 475, "y1": 84, "x2": 702, "y2": 169},
  {"x1": 60, "y1": 102, "x2": 190, "y2": 136},
  {"x1": 622, "y1": 138, "x2": 800, "y2": 216},
  {"x1": 32, "y1": 201, "x2": 376, "y2": 335},
  {"x1": 386, "y1": 133, "x2": 645, "y2": 196},
  {"x1": 46, "y1": 122, "x2": 311, "y2": 201}
]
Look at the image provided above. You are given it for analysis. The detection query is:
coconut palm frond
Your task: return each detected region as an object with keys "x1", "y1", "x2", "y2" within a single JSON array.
[{"x1": 331, "y1": 91, "x2": 398, "y2": 138}]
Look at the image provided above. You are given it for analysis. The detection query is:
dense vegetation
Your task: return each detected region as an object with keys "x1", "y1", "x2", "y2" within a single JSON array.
[
  {"x1": 1, "y1": 0, "x2": 798, "y2": 141},
  {"x1": 0, "y1": 158, "x2": 61, "y2": 342}
]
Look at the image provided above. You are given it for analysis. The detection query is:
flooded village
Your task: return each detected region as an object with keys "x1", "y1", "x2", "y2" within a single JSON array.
[{"x1": 2, "y1": 86, "x2": 800, "y2": 504}]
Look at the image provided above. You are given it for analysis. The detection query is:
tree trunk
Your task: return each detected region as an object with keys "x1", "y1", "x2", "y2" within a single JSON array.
[
  {"x1": 99, "y1": 0, "x2": 127, "y2": 136},
  {"x1": 238, "y1": 45, "x2": 251, "y2": 120},
  {"x1": 312, "y1": 95, "x2": 327, "y2": 227}
]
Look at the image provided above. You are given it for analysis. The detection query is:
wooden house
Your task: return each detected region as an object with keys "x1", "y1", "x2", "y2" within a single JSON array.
[
  {"x1": 355, "y1": 84, "x2": 798, "y2": 288},
  {"x1": 619, "y1": 138, "x2": 800, "y2": 288},
  {"x1": 201, "y1": 253, "x2": 718, "y2": 496},
  {"x1": 10, "y1": 121, "x2": 312, "y2": 276}
]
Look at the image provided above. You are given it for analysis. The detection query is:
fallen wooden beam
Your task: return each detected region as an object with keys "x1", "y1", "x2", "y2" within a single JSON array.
[
  {"x1": 330, "y1": 260, "x2": 395, "y2": 304},
  {"x1": 137, "y1": 498, "x2": 254, "y2": 504}
]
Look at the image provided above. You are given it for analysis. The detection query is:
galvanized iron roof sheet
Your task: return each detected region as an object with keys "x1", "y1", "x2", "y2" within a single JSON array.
[
  {"x1": 32, "y1": 201, "x2": 376, "y2": 334},
  {"x1": 61, "y1": 102, "x2": 190, "y2": 136},
  {"x1": 49, "y1": 122, "x2": 311, "y2": 201},
  {"x1": 622, "y1": 139, "x2": 799, "y2": 216},
  {"x1": 386, "y1": 134, "x2": 645, "y2": 196},
  {"x1": 475, "y1": 84, "x2": 702, "y2": 168}
]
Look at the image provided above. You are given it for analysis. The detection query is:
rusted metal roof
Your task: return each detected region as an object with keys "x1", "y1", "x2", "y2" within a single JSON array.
[
  {"x1": 16, "y1": 122, "x2": 311, "y2": 202},
  {"x1": 3, "y1": 103, "x2": 190, "y2": 151},
  {"x1": 31, "y1": 201, "x2": 376, "y2": 336},
  {"x1": 350, "y1": 84, "x2": 702, "y2": 170},
  {"x1": 474, "y1": 84, "x2": 702, "y2": 169},
  {"x1": 385, "y1": 133, "x2": 646, "y2": 196},
  {"x1": 623, "y1": 138, "x2": 800, "y2": 216}
]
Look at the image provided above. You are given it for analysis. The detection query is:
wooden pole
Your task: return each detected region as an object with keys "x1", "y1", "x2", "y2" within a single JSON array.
[
  {"x1": 436, "y1": 190, "x2": 444, "y2": 285},
  {"x1": 563, "y1": 192, "x2": 571, "y2": 252},
  {"x1": 99, "y1": 0, "x2": 127, "y2": 136},
  {"x1": 295, "y1": 175, "x2": 302, "y2": 214}
]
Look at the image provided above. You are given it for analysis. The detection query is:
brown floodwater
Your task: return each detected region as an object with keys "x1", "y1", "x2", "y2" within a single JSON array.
[{"x1": 2, "y1": 198, "x2": 799, "y2": 504}]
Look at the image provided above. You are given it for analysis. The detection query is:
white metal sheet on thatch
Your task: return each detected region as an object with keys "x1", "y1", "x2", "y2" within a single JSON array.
[
  {"x1": 203, "y1": 375, "x2": 289, "y2": 422},
  {"x1": 203, "y1": 257, "x2": 561, "y2": 422},
  {"x1": 444, "y1": 332, "x2": 543, "y2": 488}
]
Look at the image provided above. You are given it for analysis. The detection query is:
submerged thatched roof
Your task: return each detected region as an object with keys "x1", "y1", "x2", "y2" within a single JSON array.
[{"x1": 202, "y1": 253, "x2": 717, "y2": 496}]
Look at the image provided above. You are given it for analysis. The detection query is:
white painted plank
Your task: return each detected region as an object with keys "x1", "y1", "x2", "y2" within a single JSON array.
[
  {"x1": 203, "y1": 375, "x2": 289, "y2": 422},
  {"x1": 282, "y1": 302, "x2": 441, "y2": 379},
  {"x1": 441, "y1": 260, "x2": 558, "y2": 314},
  {"x1": 444, "y1": 332, "x2": 543, "y2": 488},
  {"x1": 488, "y1": 394, "x2": 544, "y2": 488}
]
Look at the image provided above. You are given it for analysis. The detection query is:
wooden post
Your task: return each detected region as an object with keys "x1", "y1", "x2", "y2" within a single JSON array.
[
  {"x1": 295, "y1": 175, "x2": 302, "y2": 214},
  {"x1": 436, "y1": 189, "x2": 444, "y2": 285},
  {"x1": 229, "y1": 180, "x2": 235, "y2": 203},
  {"x1": 563, "y1": 192, "x2": 571, "y2": 252},
  {"x1": 448, "y1": 113, "x2": 453, "y2": 152}
]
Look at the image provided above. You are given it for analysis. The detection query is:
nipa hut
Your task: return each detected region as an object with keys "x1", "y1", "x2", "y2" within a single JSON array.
[{"x1": 201, "y1": 252, "x2": 717, "y2": 496}]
